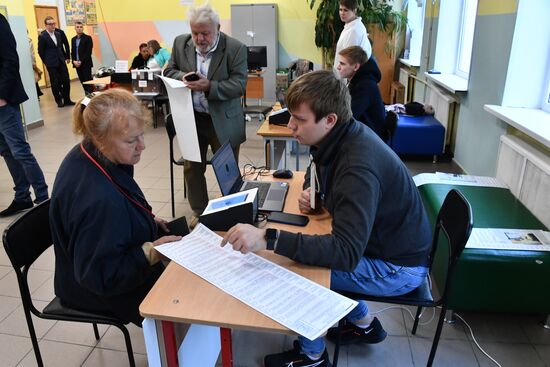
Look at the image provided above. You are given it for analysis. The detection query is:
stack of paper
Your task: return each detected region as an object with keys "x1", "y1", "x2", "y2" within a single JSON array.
[
  {"x1": 155, "y1": 224, "x2": 357, "y2": 340},
  {"x1": 466, "y1": 228, "x2": 550, "y2": 251}
]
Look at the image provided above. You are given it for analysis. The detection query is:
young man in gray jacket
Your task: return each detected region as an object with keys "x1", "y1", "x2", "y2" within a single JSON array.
[{"x1": 222, "y1": 70, "x2": 432, "y2": 367}]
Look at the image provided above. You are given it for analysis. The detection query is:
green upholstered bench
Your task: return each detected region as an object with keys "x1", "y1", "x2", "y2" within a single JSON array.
[{"x1": 418, "y1": 184, "x2": 550, "y2": 313}]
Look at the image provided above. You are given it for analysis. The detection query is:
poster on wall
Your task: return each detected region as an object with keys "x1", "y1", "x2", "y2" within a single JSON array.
[
  {"x1": 0, "y1": 6, "x2": 8, "y2": 18},
  {"x1": 85, "y1": 0, "x2": 97, "y2": 25},
  {"x1": 64, "y1": 0, "x2": 86, "y2": 25},
  {"x1": 64, "y1": 0, "x2": 97, "y2": 25}
]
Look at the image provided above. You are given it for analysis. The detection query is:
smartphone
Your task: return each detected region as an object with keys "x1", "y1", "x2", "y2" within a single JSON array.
[
  {"x1": 184, "y1": 73, "x2": 200, "y2": 81},
  {"x1": 166, "y1": 216, "x2": 190, "y2": 236},
  {"x1": 267, "y1": 212, "x2": 309, "y2": 227}
]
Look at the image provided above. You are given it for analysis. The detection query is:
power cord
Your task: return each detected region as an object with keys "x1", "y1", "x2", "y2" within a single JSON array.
[
  {"x1": 242, "y1": 164, "x2": 271, "y2": 180},
  {"x1": 455, "y1": 313, "x2": 502, "y2": 367},
  {"x1": 369, "y1": 305, "x2": 501, "y2": 366}
]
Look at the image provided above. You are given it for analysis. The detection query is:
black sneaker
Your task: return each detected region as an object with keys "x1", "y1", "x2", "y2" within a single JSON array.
[
  {"x1": 326, "y1": 317, "x2": 387, "y2": 345},
  {"x1": 0, "y1": 200, "x2": 33, "y2": 217},
  {"x1": 264, "y1": 341, "x2": 331, "y2": 367},
  {"x1": 64, "y1": 100, "x2": 76, "y2": 106}
]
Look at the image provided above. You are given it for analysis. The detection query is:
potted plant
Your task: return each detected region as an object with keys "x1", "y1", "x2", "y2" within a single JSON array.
[{"x1": 306, "y1": 0, "x2": 407, "y2": 68}]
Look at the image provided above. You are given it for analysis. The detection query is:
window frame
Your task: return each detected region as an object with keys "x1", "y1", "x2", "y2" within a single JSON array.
[{"x1": 455, "y1": 0, "x2": 478, "y2": 79}]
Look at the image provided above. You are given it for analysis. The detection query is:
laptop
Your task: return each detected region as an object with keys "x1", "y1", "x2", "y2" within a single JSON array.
[{"x1": 211, "y1": 142, "x2": 289, "y2": 212}]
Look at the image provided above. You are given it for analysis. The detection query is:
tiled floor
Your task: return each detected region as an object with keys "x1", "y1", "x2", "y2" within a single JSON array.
[{"x1": 1, "y1": 81, "x2": 550, "y2": 366}]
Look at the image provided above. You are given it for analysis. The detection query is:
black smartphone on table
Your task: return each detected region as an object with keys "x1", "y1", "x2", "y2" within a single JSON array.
[
  {"x1": 267, "y1": 212, "x2": 309, "y2": 227},
  {"x1": 184, "y1": 73, "x2": 200, "y2": 81}
]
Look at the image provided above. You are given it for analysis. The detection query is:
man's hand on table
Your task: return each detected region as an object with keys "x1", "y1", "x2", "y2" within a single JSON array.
[{"x1": 221, "y1": 223, "x2": 267, "y2": 254}]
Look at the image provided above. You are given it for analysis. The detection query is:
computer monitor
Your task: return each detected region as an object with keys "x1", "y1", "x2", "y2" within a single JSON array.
[{"x1": 247, "y1": 46, "x2": 267, "y2": 71}]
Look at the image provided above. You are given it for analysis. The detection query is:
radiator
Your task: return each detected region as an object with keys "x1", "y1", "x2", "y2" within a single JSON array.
[
  {"x1": 425, "y1": 84, "x2": 458, "y2": 146},
  {"x1": 496, "y1": 135, "x2": 550, "y2": 228},
  {"x1": 399, "y1": 68, "x2": 411, "y2": 103}
]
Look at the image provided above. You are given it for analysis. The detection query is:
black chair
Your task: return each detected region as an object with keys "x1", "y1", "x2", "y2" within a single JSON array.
[
  {"x1": 383, "y1": 110, "x2": 399, "y2": 147},
  {"x1": 2, "y1": 200, "x2": 136, "y2": 367},
  {"x1": 332, "y1": 189, "x2": 473, "y2": 367},
  {"x1": 165, "y1": 113, "x2": 212, "y2": 217}
]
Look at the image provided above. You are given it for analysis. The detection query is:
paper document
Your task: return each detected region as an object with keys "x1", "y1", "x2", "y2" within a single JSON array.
[
  {"x1": 155, "y1": 224, "x2": 357, "y2": 340},
  {"x1": 413, "y1": 172, "x2": 507, "y2": 188},
  {"x1": 466, "y1": 228, "x2": 550, "y2": 251},
  {"x1": 159, "y1": 75, "x2": 201, "y2": 162},
  {"x1": 115, "y1": 60, "x2": 128, "y2": 73}
]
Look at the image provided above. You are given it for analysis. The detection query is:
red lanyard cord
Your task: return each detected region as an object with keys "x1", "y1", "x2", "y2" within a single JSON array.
[{"x1": 80, "y1": 143, "x2": 155, "y2": 218}]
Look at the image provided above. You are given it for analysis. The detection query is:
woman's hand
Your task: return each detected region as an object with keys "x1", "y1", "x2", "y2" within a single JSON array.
[{"x1": 155, "y1": 217, "x2": 169, "y2": 233}]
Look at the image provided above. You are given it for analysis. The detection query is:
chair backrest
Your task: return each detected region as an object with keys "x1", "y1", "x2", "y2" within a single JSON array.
[
  {"x1": 429, "y1": 189, "x2": 473, "y2": 302},
  {"x1": 2, "y1": 200, "x2": 52, "y2": 313}
]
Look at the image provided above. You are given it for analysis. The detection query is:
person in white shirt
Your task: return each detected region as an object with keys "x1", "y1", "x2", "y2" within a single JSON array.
[{"x1": 334, "y1": 0, "x2": 372, "y2": 71}]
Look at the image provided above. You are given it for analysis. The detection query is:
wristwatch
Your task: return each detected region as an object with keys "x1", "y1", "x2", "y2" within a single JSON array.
[{"x1": 265, "y1": 228, "x2": 278, "y2": 250}]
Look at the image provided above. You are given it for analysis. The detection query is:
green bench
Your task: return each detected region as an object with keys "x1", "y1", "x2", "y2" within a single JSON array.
[{"x1": 419, "y1": 184, "x2": 550, "y2": 313}]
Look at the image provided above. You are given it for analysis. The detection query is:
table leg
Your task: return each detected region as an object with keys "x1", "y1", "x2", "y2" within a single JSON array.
[
  {"x1": 269, "y1": 139, "x2": 275, "y2": 170},
  {"x1": 161, "y1": 320, "x2": 179, "y2": 367},
  {"x1": 153, "y1": 97, "x2": 158, "y2": 128},
  {"x1": 220, "y1": 328, "x2": 233, "y2": 367}
]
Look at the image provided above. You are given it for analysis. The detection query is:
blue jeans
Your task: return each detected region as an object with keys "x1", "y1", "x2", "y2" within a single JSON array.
[
  {"x1": 299, "y1": 257, "x2": 428, "y2": 355},
  {"x1": 0, "y1": 103, "x2": 48, "y2": 203}
]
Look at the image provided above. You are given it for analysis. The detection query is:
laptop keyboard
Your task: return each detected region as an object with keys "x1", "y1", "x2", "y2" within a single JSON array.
[{"x1": 242, "y1": 181, "x2": 271, "y2": 207}]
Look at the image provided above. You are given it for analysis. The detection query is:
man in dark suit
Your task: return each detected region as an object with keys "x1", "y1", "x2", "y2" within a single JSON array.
[
  {"x1": 0, "y1": 14, "x2": 49, "y2": 217},
  {"x1": 164, "y1": 3, "x2": 247, "y2": 224},
  {"x1": 71, "y1": 20, "x2": 93, "y2": 93},
  {"x1": 38, "y1": 16, "x2": 73, "y2": 107}
]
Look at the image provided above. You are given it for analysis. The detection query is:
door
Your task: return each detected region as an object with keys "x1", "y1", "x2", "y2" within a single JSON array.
[{"x1": 34, "y1": 5, "x2": 59, "y2": 87}]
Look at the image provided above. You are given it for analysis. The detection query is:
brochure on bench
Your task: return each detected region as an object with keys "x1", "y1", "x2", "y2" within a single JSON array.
[
  {"x1": 466, "y1": 228, "x2": 550, "y2": 251},
  {"x1": 155, "y1": 224, "x2": 357, "y2": 340},
  {"x1": 413, "y1": 172, "x2": 508, "y2": 188}
]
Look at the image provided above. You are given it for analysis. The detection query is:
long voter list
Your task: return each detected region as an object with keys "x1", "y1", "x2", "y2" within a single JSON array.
[{"x1": 155, "y1": 224, "x2": 357, "y2": 340}]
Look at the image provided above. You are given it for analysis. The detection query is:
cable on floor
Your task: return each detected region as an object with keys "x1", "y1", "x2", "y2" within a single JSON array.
[{"x1": 455, "y1": 313, "x2": 502, "y2": 367}]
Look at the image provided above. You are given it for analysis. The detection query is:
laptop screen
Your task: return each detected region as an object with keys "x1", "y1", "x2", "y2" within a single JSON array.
[{"x1": 211, "y1": 142, "x2": 241, "y2": 196}]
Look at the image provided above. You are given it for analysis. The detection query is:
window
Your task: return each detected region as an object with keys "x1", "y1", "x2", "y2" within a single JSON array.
[
  {"x1": 432, "y1": 0, "x2": 478, "y2": 90},
  {"x1": 403, "y1": 0, "x2": 425, "y2": 67},
  {"x1": 456, "y1": 0, "x2": 478, "y2": 78}
]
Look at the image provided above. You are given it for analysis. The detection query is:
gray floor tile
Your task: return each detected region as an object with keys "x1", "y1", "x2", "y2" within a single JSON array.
[
  {"x1": 96, "y1": 324, "x2": 147, "y2": 355},
  {"x1": 473, "y1": 342, "x2": 544, "y2": 367},
  {"x1": 42, "y1": 321, "x2": 109, "y2": 346},
  {"x1": 0, "y1": 299, "x2": 57, "y2": 338},
  {"x1": 345, "y1": 336, "x2": 413, "y2": 367},
  {"x1": 17, "y1": 339, "x2": 93, "y2": 367},
  {"x1": 410, "y1": 337, "x2": 479, "y2": 367},
  {"x1": 82, "y1": 348, "x2": 148, "y2": 367},
  {"x1": 532, "y1": 344, "x2": 550, "y2": 365},
  {"x1": 456, "y1": 312, "x2": 530, "y2": 344},
  {"x1": 0, "y1": 295, "x2": 21, "y2": 323},
  {"x1": 0, "y1": 333, "x2": 33, "y2": 366}
]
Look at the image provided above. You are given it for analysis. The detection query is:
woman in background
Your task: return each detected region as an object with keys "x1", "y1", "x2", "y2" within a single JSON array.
[
  {"x1": 49, "y1": 89, "x2": 181, "y2": 325},
  {"x1": 147, "y1": 39, "x2": 171, "y2": 70}
]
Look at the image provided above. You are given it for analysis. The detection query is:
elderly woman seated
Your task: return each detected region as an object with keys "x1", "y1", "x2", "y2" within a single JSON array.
[{"x1": 49, "y1": 89, "x2": 181, "y2": 325}]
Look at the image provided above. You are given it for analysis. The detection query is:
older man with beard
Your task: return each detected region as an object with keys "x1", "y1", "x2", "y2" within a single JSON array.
[{"x1": 164, "y1": 3, "x2": 247, "y2": 225}]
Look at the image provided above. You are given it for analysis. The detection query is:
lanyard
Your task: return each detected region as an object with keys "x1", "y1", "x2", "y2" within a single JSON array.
[{"x1": 80, "y1": 143, "x2": 155, "y2": 218}]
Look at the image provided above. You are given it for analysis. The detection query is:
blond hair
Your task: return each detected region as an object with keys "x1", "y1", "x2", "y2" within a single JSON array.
[{"x1": 72, "y1": 89, "x2": 149, "y2": 153}]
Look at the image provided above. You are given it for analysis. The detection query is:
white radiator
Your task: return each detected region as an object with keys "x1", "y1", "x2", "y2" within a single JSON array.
[
  {"x1": 399, "y1": 68, "x2": 411, "y2": 103},
  {"x1": 421, "y1": 83, "x2": 459, "y2": 147},
  {"x1": 496, "y1": 135, "x2": 550, "y2": 228}
]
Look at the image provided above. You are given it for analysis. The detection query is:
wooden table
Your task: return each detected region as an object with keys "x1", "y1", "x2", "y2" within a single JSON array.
[
  {"x1": 257, "y1": 118, "x2": 307, "y2": 171},
  {"x1": 140, "y1": 172, "x2": 332, "y2": 366}
]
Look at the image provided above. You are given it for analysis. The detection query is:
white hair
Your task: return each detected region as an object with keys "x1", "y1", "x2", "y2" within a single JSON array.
[{"x1": 188, "y1": 3, "x2": 220, "y2": 26}]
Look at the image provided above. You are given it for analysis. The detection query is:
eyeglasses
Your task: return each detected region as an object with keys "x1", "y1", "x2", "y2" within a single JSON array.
[{"x1": 46, "y1": 22, "x2": 56, "y2": 25}]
